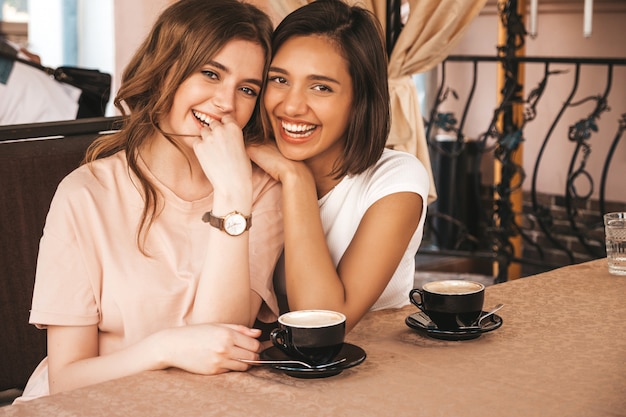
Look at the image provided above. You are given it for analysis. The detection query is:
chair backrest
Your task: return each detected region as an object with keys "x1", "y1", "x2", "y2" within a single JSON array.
[{"x1": 0, "y1": 117, "x2": 121, "y2": 393}]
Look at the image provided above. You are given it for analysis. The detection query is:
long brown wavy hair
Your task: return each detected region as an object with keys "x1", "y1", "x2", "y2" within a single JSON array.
[{"x1": 83, "y1": 0, "x2": 272, "y2": 252}]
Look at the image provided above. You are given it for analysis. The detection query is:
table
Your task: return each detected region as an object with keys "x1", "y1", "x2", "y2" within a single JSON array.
[{"x1": 2, "y1": 258, "x2": 625, "y2": 417}]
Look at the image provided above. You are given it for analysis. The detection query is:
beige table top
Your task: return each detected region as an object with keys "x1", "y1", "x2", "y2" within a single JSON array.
[{"x1": 3, "y1": 258, "x2": 625, "y2": 417}]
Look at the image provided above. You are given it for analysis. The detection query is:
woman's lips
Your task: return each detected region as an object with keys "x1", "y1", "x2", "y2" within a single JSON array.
[
  {"x1": 279, "y1": 119, "x2": 318, "y2": 143},
  {"x1": 192, "y1": 109, "x2": 216, "y2": 127}
]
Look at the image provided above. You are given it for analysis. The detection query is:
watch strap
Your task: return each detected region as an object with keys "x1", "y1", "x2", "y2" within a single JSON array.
[{"x1": 202, "y1": 211, "x2": 252, "y2": 233}]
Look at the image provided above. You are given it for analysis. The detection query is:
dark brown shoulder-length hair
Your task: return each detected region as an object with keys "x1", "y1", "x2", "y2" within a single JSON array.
[
  {"x1": 265, "y1": 0, "x2": 390, "y2": 178},
  {"x1": 83, "y1": 0, "x2": 272, "y2": 252}
]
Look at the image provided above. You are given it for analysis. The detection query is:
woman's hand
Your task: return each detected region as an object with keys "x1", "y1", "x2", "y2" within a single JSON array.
[
  {"x1": 157, "y1": 324, "x2": 262, "y2": 374},
  {"x1": 247, "y1": 141, "x2": 301, "y2": 183},
  {"x1": 193, "y1": 115, "x2": 252, "y2": 200}
]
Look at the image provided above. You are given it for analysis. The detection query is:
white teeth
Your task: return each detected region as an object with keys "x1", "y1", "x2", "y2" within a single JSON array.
[
  {"x1": 281, "y1": 121, "x2": 316, "y2": 138},
  {"x1": 193, "y1": 110, "x2": 215, "y2": 127}
]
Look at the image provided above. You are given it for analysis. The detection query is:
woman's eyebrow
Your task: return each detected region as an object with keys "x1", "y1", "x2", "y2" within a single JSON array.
[
  {"x1": 268, "y1": 66, "x2": 340, "y2": 85},
  {"x1": 208, "y1": 60, "x2": 263, "y2": 87},
  {"x1": 268, "y1": 66, "x2": 287, "y2": 75},
  {"x1": 309, "y1": 74, "x2": 340, "y2": 85}
]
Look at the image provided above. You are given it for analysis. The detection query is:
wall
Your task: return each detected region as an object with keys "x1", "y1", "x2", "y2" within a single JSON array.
[{"x1": 112, "y1": 0, "x2": 170, "y2": 98}]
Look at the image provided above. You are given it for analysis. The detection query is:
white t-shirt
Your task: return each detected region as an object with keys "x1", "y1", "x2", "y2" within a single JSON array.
[
  {"x1": 0, "y1": 41, "x2": 81, "y2": 125},
  {"x1": 276, "y1": 148, "x2": 429, "y2": 311}
]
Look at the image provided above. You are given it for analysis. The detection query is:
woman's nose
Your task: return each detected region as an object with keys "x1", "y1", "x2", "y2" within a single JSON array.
[
  {"x1": 212, "y1": 89, "x2": 235, "y2": 113},
  {"x1": 282, "y1": 88, "x2": 307, "y2": 116}
]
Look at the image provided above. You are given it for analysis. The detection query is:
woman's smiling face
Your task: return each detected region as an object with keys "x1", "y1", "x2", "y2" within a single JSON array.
[
  {"x1": 263, "y1": 34, "x2": 353, "y2": 168},
  {"x1": 159, "y1": 38, "x2": 265, "y2": 141}
]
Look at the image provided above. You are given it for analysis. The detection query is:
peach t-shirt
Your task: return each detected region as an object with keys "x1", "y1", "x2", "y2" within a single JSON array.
[{"x1": 20, "y1": 151, "x2": 283, "y2": 401}]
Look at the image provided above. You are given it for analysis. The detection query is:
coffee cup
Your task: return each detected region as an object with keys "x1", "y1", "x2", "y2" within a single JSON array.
[
  {"x1": 270, "y1": 310, "x2": 346, "y2": 366},
  {"x1": 409, "y1": 280, "x2": 485, "y2": 330}
]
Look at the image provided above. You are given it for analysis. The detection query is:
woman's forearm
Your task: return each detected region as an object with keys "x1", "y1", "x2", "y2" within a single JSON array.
[
  {"x1": 280, "y1": 169, "x2": 346, "y2": 311},
  {"x1": 191, "y1": 186, "x2": 253, "y2": 326},
  {"x1": 48, "y1": 322, "x2": 262, "y2": 394},
  {"x1": 47, "y1": 327, "x2": 165, "y2": 395}
]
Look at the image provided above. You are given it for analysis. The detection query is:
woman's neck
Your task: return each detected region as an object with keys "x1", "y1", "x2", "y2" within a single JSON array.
[
  {"x1": 140, "y1": 133, "x2": 212, "y2": 201},
  {"x1": 304, "y1": 139, "x2": 346, "y2": 199},
  {"x1": 305, "y1": 158, "x2": 343, "y2": 199}
]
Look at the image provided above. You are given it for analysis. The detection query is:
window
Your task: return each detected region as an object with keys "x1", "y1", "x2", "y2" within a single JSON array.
[{"x1": 0, "y1": 0, "x2": 28, "y2": 47}]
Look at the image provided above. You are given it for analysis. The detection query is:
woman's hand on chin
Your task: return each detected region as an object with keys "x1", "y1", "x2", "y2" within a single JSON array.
[
  {"x1": 247, "y1": 142, "x2": 308, "y2": 184},
  {"x1": 194, "y1": 114, "x2": 253, "y2": 197}
]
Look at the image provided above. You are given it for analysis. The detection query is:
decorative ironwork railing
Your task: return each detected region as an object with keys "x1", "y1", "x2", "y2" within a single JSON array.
[{"x1": 420, "y1": 54, "x2": 626, "y2": 283}]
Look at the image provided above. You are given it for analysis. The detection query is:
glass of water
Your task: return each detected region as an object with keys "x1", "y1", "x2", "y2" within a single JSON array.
[{"x1": 604, "y1": 212, "x2": 626, "y2": 275}]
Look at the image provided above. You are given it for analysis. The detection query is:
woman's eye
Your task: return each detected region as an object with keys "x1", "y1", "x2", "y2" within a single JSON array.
[
  {"x1": 241, "y1": 86, "x2": 259, "y2": 97},
  {"x1": 201, "y1": 70, "x2": 219, "y2": 80},
  {"x1": 313, "y1": 84, "x2": 332, "y2": 93},
  {"x1": 268, "y1": 75, "x2": 287, "y2": 85}
]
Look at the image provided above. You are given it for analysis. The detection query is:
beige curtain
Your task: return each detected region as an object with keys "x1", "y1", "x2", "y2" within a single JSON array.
[{"x1": 267, "y1": 0, "x2": 488, "y2": 204}]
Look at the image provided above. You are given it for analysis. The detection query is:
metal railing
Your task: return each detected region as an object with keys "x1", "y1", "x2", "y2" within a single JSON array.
[{"x1": 420, "y1": 54, "x2": 626, "y2": 282}]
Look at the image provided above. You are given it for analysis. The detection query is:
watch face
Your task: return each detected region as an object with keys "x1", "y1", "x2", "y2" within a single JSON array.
[{"x1": 224, "y1": 213, "x2": 247, "y2": 236}]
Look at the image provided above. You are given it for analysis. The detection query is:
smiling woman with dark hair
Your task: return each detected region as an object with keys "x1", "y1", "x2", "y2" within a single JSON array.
[{"x1": 248, "y1": 0, "x2": 429, "y2": 333}]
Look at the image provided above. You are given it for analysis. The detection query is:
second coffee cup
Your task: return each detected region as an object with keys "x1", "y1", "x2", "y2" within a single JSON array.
[
  {"x1": 409, "y1": 280, "x2": 485, "y2": 330},
  {"x1": 270, "y1": 310, "x2": 346, "y2": 366}
]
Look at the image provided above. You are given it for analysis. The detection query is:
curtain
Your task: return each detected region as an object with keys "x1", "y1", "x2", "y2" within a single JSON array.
[{"x1": 267, "y1": 0, "x2": 488, "y2": 204}]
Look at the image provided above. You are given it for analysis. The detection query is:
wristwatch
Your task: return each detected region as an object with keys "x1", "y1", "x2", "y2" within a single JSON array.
[{"x1": 202, "y1": 211, "x2": 252, "y2": 236}]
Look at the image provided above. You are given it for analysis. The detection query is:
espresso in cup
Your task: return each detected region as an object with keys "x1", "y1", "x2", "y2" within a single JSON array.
[
  {"x1": 409, "y1": 280, "x2": 484, "y2": 330},
  {"x1": 270, "y1": 310, "x2": 346, "y2": 365}
]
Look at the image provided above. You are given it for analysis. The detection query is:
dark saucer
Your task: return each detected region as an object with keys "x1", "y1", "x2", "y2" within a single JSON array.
[
  {"x1": 259, "y1": 343, "x2": 366, "y2": 378},
  {"x1": 405, "y1": 311, "x2": 503, "y2": 341}
]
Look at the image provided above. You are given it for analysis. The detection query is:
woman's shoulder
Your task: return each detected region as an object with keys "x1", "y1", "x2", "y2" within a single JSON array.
[
  {"x1": 45, "y1": 152, "x2": 135, "y2": 227},
  {"x1": 344, "y1": 148, "x2": 430, "y2": 201},
  {"x1": 379, "y1": 147, "x2": 423, "y2": 165},
  {"x1": 56, "y1": 152, "x2": 130, "y2": 195},
  {"x1": 369, "y1": 148, "x2": 428, "y2": 179}
]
